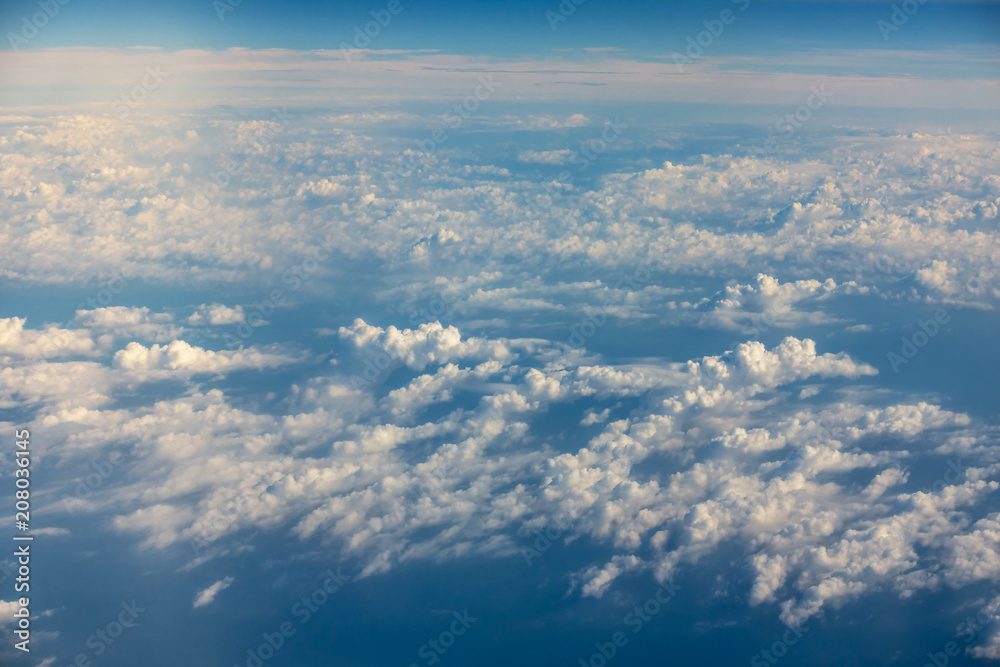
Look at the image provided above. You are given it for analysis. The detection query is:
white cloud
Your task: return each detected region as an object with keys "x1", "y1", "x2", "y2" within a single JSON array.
[
  {"x1": 112, "y1": 340, "x2": 296, "y2": 373},
  {"x1": 187, "y1": 304, "x2": 246, "y2": 326},
  {"x1": 581, "y1": 408, "x2": 611, "y2": 426},
  {"x1": 0, "y1": 600, "x2": 20, "y2": 626},
  {"x1": 8, "y1": 315, "x2": 982, "y2": 654},
  {"x1": 517, "y1": 149, "x2": 575, "y2": 165},
  {"x1": 338, "y1": 319, "x2": 517, "y2": 370},
  {"x1": 916, "y1": 260, "x2": 959, "y2": 294},
  {"x1": 580, "y1": 555, "x2": 644, "y2": 598},
  {"x1": 697, "y1": 273, "x2": 849, "y2": 332},
  {"x1": 3, "y1": 96, "x2": 1000, "y2": 659},
  {"x1": 76, "y1": 306, "x2": 182, "y2": 341},
  {"x1": 75, "y1": 306, "x2": 172, "y2": 328},
  {"x1": 0, "y1": 317, "x2": 100, "y2": 359},
  {"x1": 193, "y1": 577, "x2": 234, "y2": 608}
]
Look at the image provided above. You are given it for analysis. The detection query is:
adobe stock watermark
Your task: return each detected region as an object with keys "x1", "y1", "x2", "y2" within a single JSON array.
[
  {"x1": 577, "y1": 581, "x2": 682, "y2": 667},
  {"x1": 886, "y1": 308, "x2": 951, "y2": 373},
  {"x1": 361, "y1": 281, "x2": 471, "y2": 383},
  {"x1": 61, "y1": 600, "x2": 144, "y2": 667},
  {"x1": 6, "y1": 0, "x2": 71, "y2": 50},
  {"x1": 188, "y1": 491, "x2": 254, "y2": 558},
  {"x1": 389, "y1": 75, "x2": 501, "y2": 181},
  {"x1": 887, "y1": 256, "x2": 1000, "y2": 373},
  {"x1": 868, "y1": 458, "x2": 969, "y2": 554},
  {"x1": 235, "y1": 568, "x2": 350, "y2": 667},
  {"x1": 672, "y1": 0, "x2": 751, "y2": 72},
  {"x1": 348, "y1": 344, "x2": 406, "y2": 390},
  {"x1": 213, "y1": 0, "x2": 243, "y2": 21},
  {"x1": 573, "y1": 117, "x2": 628, "y2": 171},
  {"x1": 749, "y1": 624, "x2": 810, "y2": 666},
  {"x1": 408, "y1": 282, "x2": 464, "y2": 328},
  {"x1": 340, "y1": 0, "x2": 413, "y2": 61},
  {"x1": 111, "y1": 66, "x2": 169, "y2": 118},
  {"x1": 900, "y1": 127, "x2": 957, "y2": 180},
  {"x1": 23, "y1": 268, "x2": 132, "y2": 366},
  {"x1": 521, "y1": 513, "x2": 573, "y2": 566},
  {"x1": 922, "y1": 589, "x2": 1000, "y2": 667},
  {"x1": 407, "y1": 611, "x2": 477, "y2": 666},
  {"x1": 877, "y1": 0, "x2": 928, "y2": 41},
  {"x1": 223, "y1": 230, "x2": 337, "y2": 349},
  {"x1": 568, "y1": 264, "x2": 652, "y2": 349},
  {"x1": 63, "y1": 66, "x2": 168, "y2": 158},
  {"x1": 545, "y1": 0, "x2": 586, "y2": 31},
  {"x1": 874, "y1": 127, "x2": 956, "y2": 236},
  {"x1": 180, "y1": 107, "x2": 294, "y2": 218},
  {"x1": 77, "y1": 269, "x2": 132, "y2": 311},
  {"x1": 522, "y1": 117, "x2": 628, "y2": 220},
  {"x1": 771, "y1": 85, "x2": 833, "y2": 139},
  {"x1": 734, "y1": 83, "x2": 833, "y2": 184},
  {"x1": 234, "y1": 108, "x2": 295, "y2": 154},
  {"x1": 60, "y1": 450, "x2": 129, "y2": 514},
  {"x1": 189, "y1": 443, "x2": 295, "y2": 556},
  {"x1": 712, "y1": 290, "x2": 797, "y2": 358}
]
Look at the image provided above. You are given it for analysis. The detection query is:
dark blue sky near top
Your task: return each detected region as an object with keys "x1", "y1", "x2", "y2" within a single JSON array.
[{"x1": 1, "y1": 0, "x2": 999, "y2": 57}]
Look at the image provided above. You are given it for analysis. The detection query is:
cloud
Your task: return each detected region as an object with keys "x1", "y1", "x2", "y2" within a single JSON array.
[
  {"x1": 0, "y1": 600, "x2": 20, "y2": 626},
  {"x1": 75, "y1": 306, "x2": 172, "y2": 327},
  {"x1": 0, "y1": 317, "x2": 100, "y2": 359},
  {"x1": 112, "y1": 340, "x2": 297, "y2": 373},
  {"x1": 3, "y1": 309, "x2": 983, "y2": 658},
  {"x1": 187, "y1": 304, "x2": 247, "y2": 326},
  {"x1": 916, "y1": 259, "x2": 959, "y2": 294},
  {"x1": 518, "y1": 149, "x2": 576, "y2": 165},
  {"x1": 193, "y1": 577, "x2": 234, "y2": 608},
  {"x1": 1, "y1": 107, "x2": 998, "y2": 327},
  {"x1": 579, "y1": 554, "x2": 644, "y2": 598},
  {"x1": 31, "y1": 527, "x2": 70, "y2": 537},
  {"x1": 4, "y1": 95, "x2": 1000, "y2": 660},
  {"x1": 2, "y1": 48, "x2": 999, "y2": 111},
  {"x1": 696, "y1": 273, "x2": 853, "y2": 332},
  {"x1": 680, "y1": 337, "x2": 878, "y2": 403},
  {"x1": 969, "y1": 593, "x2": 1000, "y2": 660},
  {"x1": 337, "y1": 319, "x2": 517, "y2": 371},
  {"x1": 76, "y1": 307, "x2": 182, "y2": 341}
]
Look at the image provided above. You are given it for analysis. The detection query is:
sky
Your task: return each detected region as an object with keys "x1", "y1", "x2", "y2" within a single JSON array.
[{"x1": 0, "y1": 1, "x2": 999, "y2": 666}]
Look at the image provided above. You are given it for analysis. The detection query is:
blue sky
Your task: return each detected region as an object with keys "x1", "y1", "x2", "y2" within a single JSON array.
[
  {"x1": 1, "y1": 1, "x2": 1000, "y2": 667},
  {"x1": 3, "y1": 0, "x2": 999, "y2": 54}
]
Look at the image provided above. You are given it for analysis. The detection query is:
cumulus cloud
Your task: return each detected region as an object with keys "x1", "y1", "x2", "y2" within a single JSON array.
[
  {"x1": 76, "y1": 306, "x2": 182, "y2": 341},
  {"x1": 697, "y1": 273, "x2": 854, "y2": 332},
  {"x1": 968, "y1": 593, "x2": 1000, "y2": 660},
  {"x1": 579, "y1": 555, "x2": 644, "y2": 598},
  {"x1": 112, "y1": 340, "x2": 297, "y2": 373},
  {"x1": 0, "y1": 600, "x2": 20, "y2": 626},
  {"x1": 0, "y1": 107, "x2": 997, "y2": 324},
  {"x1": 193, "y1": 577, "x2": 234, "y2": 608},
  {"x1": 57, "y1": 317, "x2": 985, "y2": 650},
  {"x1": 518, "y1": 149, "x2": 575, "y2": 164},
  {"x1": 916, "y1": 260, "x2": 958, "y2": 294},
  {"x1": 680, "y1": 337, "x2": 878, "y2": 405},
  {"x1": 187, "y1": 304, "x2": 247, "y2": 326},
  {"x1": 4, "y1": 96, "x2": 1000, "y2": 660},
  {"x1": 0, "y1": 317, "x2": 100, "y2": 359},
  {"x1": 337, "y1": 319, "x2": 517, "y2": 370},
  {"x1": 0, "y1": 304, "x2": 981, "y2": 664}
]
